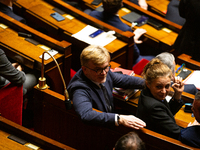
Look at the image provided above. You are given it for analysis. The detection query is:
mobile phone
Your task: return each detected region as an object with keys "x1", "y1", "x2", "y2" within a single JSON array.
[
  {"x1": 89, "y1": 29, "x2": 104, "y2": 38},
  {"x1": 50, "y1": 12, "x2": 65, "y2": 21},
  {"x1": 184, "y1": 103, "x2": 193, "y2": 113},
  {"x1": 147, "y1": 18, "x2": 163, "y2": 30}
]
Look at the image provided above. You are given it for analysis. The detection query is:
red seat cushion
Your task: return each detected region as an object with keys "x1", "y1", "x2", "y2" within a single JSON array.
[{"x1": 132, "y1": 58, "x2": 149, "y2": 75}]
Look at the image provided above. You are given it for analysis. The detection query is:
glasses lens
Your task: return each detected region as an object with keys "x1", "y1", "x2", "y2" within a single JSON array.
[{"x1": 97, "y1": 65, "x2": 110, "y2": 74}]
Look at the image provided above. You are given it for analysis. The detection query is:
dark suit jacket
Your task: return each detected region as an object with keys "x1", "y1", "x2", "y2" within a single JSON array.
[
  {"x1": 174, "y1": 0, "x2": 200, "y2": 61},
  {"x1": 165, "y1": 0, "x2": 185, "y2": 26},
  {"x1": 67, "y1": 69, "x2": 145, "y2": 126},
  {"x1": 0, "y1": 49, "x2": 26, "y2": 89},
  {"x1": 179, "y1": 125, "x2": 200, "y2": 148},
  {"x1": 0, "y1": 2, "x2": 26, "y2": 23},
  {"x1": 136, "y1": 87, "x2": 184, "y2": 139}
]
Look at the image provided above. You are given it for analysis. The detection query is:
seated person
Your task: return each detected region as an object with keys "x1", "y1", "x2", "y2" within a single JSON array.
[
  {"x1": 165, "y1": 0, "x2": 185, "y2": 26},
  {"x1": 67, "y1": 45, "x2": 146, "y2": 129},
  {"x1": 89, "y1": 0, "x2": 154, "y2": 66},
  {"x1": 129, "y1": 0, "x2": 148, "y2": 10},
  {"x1": 136, "y1": 58, "x2": 184, "y2": 139},
  {"x1": 0, "y1": 0, "x2": 26, "y2": 23},
  {"x1": 156, "y1": 52, "x2": 198, "y2": 95},
  {"x1": 0, "y1": 49, "x2": 37, "y2": 95},
  {"x1": 179, "y1": 91, "x2": 200, "y2": 148},
  {"x1": 114, "y1": 131, "x2": 146, "y2": 150}
]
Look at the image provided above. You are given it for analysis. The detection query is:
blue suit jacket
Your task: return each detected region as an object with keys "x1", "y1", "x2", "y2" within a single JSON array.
[
  {"x1": 89, "y1": 11, "x2": 133, "y2": 32},
  {"x1": 67, "y1": 69, "x2": 145, "y2": 126},
  {"x1": 0, "y1": 2, "x2": 26, "y2": 23},
  {"x1": 180, "y1": 125, "x2": 200, "y2": 148}
]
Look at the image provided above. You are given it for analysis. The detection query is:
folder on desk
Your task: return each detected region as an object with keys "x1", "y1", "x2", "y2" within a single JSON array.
[{"x1": 121, "y1": 12, "x2": 141, "y2": 23}]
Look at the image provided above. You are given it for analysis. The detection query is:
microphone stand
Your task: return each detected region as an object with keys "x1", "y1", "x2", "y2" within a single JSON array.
[{"x1": 36, "y1": 51, "x2": 71, "y2": 110}]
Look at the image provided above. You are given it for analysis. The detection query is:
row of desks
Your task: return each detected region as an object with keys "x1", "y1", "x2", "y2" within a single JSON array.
[{"x1": 13, "y1": 0, "x2": 135, "y2": 70}]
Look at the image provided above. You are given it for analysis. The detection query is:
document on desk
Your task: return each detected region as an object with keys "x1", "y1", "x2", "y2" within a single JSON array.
[
  {"x1": 183, "y1": 70, "x2": 200, "y2": 90},
  {"x1": 72, "y1": 25, "x2": 116, "y2": 47}
]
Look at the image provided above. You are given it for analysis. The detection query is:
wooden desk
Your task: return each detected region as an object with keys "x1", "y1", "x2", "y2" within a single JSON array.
[
  {"x1": 82, "y1": 0, "x2": 181, "y2": 52},
  {"x1": 0, "y1": 12, "x2": 72, "y2": 94},
  {"x1": 147, "y1": 0, "x2": 170, "y2": 17},
  {"x1": 0, "y1": 116, "x2": 75, "y2": 150},
  {"x1": 13, "y1": 0, "x2": 135, "y2": 70},
  {"x1": 33, "y1": 87, "x2": 198, "y2": 150},
  {"x1": 177, "y1": 53, "x2": 200, "y2": 70}
]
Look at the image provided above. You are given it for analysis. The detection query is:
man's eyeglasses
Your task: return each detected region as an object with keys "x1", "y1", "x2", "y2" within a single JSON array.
[{"x1": 84, "y1": 65, "x2": 111, "y2": 74}]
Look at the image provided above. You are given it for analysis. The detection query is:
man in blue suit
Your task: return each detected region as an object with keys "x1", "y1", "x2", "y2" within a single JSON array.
[
  {"x1": 0, "y1": 0, "x2": 26, "y2": 23},
  {"x1": 67, "y1": 45, "x2": 146, "y2": 129},
  {"x1": 89, "y1": 0, "x2": 154, "y2": 66},
  {"x1": 179, "y1": 91, "x2": 200, "y2": 148}
]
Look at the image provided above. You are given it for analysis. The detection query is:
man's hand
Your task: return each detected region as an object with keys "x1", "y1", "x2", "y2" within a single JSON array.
[
  {"x1": 118, "y1": 115, "x2": 146, "y2": 129},
  {"x1": 12, "y1": 63, "x2": 22, "y2": 71},
  {"x1": 133, "y1": 28, "x2": 147, "y2": 44},
  {"x1": 188, "y1": 120, "x2": 200, "y2": 127},
  {"x1": 138, "y1": 0, "x2": 148, "y2": 10}
]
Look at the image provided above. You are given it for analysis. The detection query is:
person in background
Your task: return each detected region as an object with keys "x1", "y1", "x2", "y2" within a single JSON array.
[
  {"x1": 156, "y1": 52, "x2": 198, "y2": 95},
  {"x1": 136, "y1": 58, "x2": 184, "y2": 139},
  {"x1": 179, "y1": 91, "x2": 200, "y2": 148},
  {"x1": 89, "y1": 0, "x2": 154, "y2": 66},
  {"x1": 129, "y1": 0, "x2": 148, "y2": 10},
  {"x1": 114, "y1": 132, "x2": 146, "y2": 150},
  {"x1": 165, "y1": 0, "x2": 185, "y2": 26},
  {"x1": 67, "y1": 45, "x2": 146, "y2": 129},
  {"x1": 0, "y1": 0, "x2": 26, "y2": 23},
  {"x1": 173, "y1": 0, "x2": 200, "y2": 62}
]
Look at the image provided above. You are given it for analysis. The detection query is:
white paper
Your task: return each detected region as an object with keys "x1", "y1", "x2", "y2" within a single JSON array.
[
  {"x1": 72, "y1": 25, "x2": 116, "y2": 47},
  {"x1": 39, "y1": 49, "x2": 58, "y2": 60},
  {"x1": 183, "y1": 70, "x2": 200, "y2": 90}
]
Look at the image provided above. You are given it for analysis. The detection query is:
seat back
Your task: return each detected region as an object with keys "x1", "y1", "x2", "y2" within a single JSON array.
[
  {"x1": 132, "y1": 58, "x2": 149, "y2": 75},
  {"x1": 0, "y1": 83, "x2": 23, "y2": 125}
]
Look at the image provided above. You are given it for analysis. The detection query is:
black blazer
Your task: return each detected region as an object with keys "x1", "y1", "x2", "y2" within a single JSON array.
[
  {"x1": 0, "y1": 2, "x2": 26, "y2": 23},
  {"x1": 136, "y1": 87, "x2": 184, "y2": 139}
]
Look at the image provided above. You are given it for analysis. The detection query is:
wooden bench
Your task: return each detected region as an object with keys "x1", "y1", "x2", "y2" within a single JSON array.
[
  {"x1": 0, "y1": 11, "x2": 72, "y2": 94},
  {"x1": 33, "y1": 87, "x2": 198, "y2": 150},
  {"x1": 13, "y1": 0, "x2": 136, "y2": 70},
  {"x1": 0, "y1": 116, "x2": 75, "y2": 150}
]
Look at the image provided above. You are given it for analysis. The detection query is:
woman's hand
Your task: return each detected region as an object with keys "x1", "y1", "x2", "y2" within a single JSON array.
[{"x1": 172, "y1": 76, "x2": 184, "y2": 100}]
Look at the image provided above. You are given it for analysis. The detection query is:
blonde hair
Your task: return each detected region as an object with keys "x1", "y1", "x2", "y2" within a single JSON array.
[
  {"x1": 142, "y1": 58, "x2": 172, "y2": 84},
  {"x1": 80, "y1": 45, "x2": 110, "y2": 66}
]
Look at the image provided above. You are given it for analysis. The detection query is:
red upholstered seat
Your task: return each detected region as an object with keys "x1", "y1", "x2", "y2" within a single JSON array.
[
  {"x1": 132, "y1": 58, "x2": 149, "y2": 75},
  {"x1": 70, "y1": 69, "x2": 76, "y2": 79},
  {"x1": 0, "y1": 83, "x2": 23, "y2": 125}
]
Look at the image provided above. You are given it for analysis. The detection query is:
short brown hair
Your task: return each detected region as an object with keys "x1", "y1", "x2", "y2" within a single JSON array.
[{"x1": 102, "y1": 0, "x2": 122, "y2": 14}]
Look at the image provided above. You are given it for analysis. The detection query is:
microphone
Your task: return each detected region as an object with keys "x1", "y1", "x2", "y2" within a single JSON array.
[{"x1": 36, "y1": 51, "x2": 71, "y2": 110}]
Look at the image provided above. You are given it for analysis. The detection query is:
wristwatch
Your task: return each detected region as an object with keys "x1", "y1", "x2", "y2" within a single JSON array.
[{"x1": 117, "y1": 115, "x2": 120, "y2": 125}]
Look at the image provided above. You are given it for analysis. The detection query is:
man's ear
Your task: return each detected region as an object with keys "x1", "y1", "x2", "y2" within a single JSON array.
[
  {"x1": 146, "y1": 81, "x2": 150, "y2": 88},
  {"x1": 82, "y1": 66, "x2": 87, "y2": 73}
]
